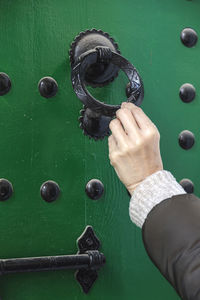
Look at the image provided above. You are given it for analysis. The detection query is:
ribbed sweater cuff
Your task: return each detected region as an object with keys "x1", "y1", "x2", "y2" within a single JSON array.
[{"x1": 129, "y1": 170, "x2": 187, "y2": 228}]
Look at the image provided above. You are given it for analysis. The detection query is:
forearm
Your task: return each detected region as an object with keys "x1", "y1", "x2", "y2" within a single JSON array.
[
  {"x1": 129, "y1": 171, "x2": 200, "y2": 299},
  {"x1": 142, "y1": 192, "x2": 200, "y2": 299}
]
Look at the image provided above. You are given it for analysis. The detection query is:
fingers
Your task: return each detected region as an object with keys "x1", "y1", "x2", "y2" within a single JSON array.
[
  {"x1": 108, "y1": 134, "x2": 117, "y2": 153},
  {"x1": 115, "y1": 107, "x2": 141, "y2": 139},
  {"x1": 109, "y1": 118, "x2": 127, "y2": 147},
  {"x1": 121, "y1": 102, "x2": 156, "y2": 130},
  {"x1": 108, "y1": 101, "x2": 157, "y2": 147}
]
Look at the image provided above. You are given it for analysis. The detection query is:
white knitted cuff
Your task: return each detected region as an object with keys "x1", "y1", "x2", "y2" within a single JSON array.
[{"x1": 129, "y1": 170, "x2": 187, "y2": 228}]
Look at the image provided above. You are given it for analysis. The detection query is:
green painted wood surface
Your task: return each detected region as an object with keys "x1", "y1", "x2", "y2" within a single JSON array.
[{"x1": 0, "y1": 0, "x2": 199, "y2": 299}]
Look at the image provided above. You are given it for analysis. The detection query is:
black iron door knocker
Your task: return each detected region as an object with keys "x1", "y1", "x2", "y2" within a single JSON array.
[{"x1": 70, "y1": 29, "x2": 144, "y2": 140}]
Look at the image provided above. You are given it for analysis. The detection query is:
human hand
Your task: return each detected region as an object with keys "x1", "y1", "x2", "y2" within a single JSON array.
[{"x1": 108, "y1": 102, "x2": 163, "y2": 196}]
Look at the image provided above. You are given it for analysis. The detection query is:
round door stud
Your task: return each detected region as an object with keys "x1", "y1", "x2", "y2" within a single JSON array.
[
  {"x1": 180, "y1": 28, "x2": 198, "y2": 47},
  {"x1": 0, "y1": 73, "x2": 11, "y2": 96},
  {"x1": 179, "y1": 83, "x2": 196, "y2": 103},
  {"x1": 179, "y1": 178, "x2": 194, "y2": 193},
  {"x1": 85, "y1": 179, "x2": 104, "y2": 200},
  {"x1": 0, "y1": 179, "x2": 13, "y2": 201},
  {"x1": 38, "y1": 77, "x2": 58, "y2": 98},
  {"x1": 40, "y1": 180, "x2": 60, "y2": 202},
  {"x1": 178, "y1": 130, "x2": 195, "y2": 150}
]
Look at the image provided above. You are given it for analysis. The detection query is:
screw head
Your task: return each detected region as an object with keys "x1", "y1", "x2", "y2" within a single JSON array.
[
  {"x1": 179, "y1": 83, "x2": 196, "y2": 103},
  {"x1": 40, "y1": 180, "x2": 60, "y2": 202},
  {"x1": 178, "y1": 130, "x2": 195, "y2": 150},
  {"x1": 85, "y1": 179, "x2": 104, "y2": 200},
  {"x1": 0, "y1": 73, "x2": 11, "y2": 96},
  {"x1": 0, "y1": 179, "x2": 13, "y2": 201},
  {"x1": 38, "y1": 77, "x2": 58, "y2": 98},
  {"x1": 180, "y1": 28, "x2": 198, "y2": 48}
]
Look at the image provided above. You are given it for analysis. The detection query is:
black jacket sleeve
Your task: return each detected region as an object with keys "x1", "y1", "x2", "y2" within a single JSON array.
[{"x1": 142, "y1": 193, "x2": 200, "y2": 300}]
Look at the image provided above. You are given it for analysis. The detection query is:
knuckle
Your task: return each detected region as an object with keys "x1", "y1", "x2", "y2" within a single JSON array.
[
  {"x1": 124, "y1": 102, "x2": 136, "y2": 108},
  {"x1": 129, "y1": 103, "x2": 141, "y2": 111},
  {"x1": 116, "y1": 109, "x2": 124, "y2": 118},
  {"x1": 144, "y1": 127, "x2": 159, "y2": 139},
  {"x1": 122, "y1": 142, "x2": 129, "y2": 151},
  {"x1": 110, "y1": 148, "x2": 126, "y2": 161},
  {"x1": 135, "y1": 138, "x2": 143, "y2": 147},
  {"x1": 109, "y1": 153, "x2": 118, "y2": 165},
  {"x1": 109, "y1": 151, "x2": 117, "y2": 160},
  {"x1": 144, "y1": 128, "x2": 153, "y2": 137},
  {"x1": 109, "y1": 119, "x2": 118, "y2": 130},
  {"x1": 135, "y1": 105, "x2": 142, "y2": 110},
  {"x1": 119, "y1": 143, "x2": 130, "y2": 155},
  {"x1": 112, "y1": 118, "x2": 119, "y2": 124},
  {"x1": 119, "y1": 149, "x2": 128, "y2": 157},
  {"x1": 123, "y1": 107, "x2": 132, "y2": 116},
  {"x1": 109, "y1": 120, "x2": 114, "y2": 128},
  {"x1": 117, "y1": 151, "x2": 127, "y2": 160}
]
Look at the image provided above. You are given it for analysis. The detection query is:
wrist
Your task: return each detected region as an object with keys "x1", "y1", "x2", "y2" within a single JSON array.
[
  {"x1": 127, "y1": 183, "x2": 141, "y2": 196},
  {"x1": 127, "y1": 168, "x2": 164, "y2": 196},
  {"x1": 129, "y1": 170, "x2": 187, "y2": 228}
]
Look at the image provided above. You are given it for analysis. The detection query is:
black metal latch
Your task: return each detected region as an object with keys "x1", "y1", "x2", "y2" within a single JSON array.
[{"x1": 0, "y1": 226, "x2": 105, "y2": 294}]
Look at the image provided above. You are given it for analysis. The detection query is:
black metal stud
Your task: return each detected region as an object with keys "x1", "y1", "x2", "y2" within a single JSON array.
[
  {"x1": 85, "y1": 179, "x2": 104, "y2": 200},
  {"x1": 179, "y1": 178, "x2": 194, "y2": 193},
  {"x1": 180, "y1": 28, "x2": 198, "y2": 48},
  {"x1": 38, "y1": 77, "x2": 58, "y2": 98},
  {"x1": 0, "y1": 179, "x2": 13, "y2": 201},
  {"x1": 179, "y1": 83, "x2": 196, "y2": 103},
  {"x1": 40, "y1": 180, "x2": 60, "y2": 202},
  {"x1": 0, "y1": 73, "x2": 11, "y2": 96},
  {"x1": 178, "y1": 130, "x2": 195, "y2": 150}
]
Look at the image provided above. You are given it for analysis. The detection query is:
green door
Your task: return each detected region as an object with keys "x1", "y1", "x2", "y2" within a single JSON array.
[{"x1": 0, "y1": 0, "x2": 199, "y2": 299}]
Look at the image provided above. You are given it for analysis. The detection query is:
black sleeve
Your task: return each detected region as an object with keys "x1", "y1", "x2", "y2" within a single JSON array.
[{"x1": 142, "y1": 193, "x2": 200, "y2": 300}]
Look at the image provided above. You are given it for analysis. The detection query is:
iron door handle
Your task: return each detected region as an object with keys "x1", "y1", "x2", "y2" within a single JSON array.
[{"x1": 0, "y1": 226, "x2": 105, "y2": 294}]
